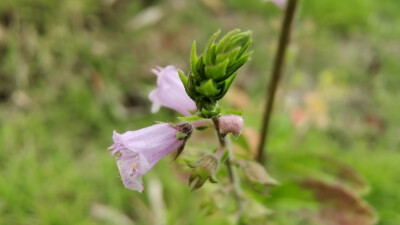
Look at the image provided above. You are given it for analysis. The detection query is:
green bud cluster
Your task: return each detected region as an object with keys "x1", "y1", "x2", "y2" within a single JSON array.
[{"x1": 179, "y1": 29, "x2": 253, "y2": 118}]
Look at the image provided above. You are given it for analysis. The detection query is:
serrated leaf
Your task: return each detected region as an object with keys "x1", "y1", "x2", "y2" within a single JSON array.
[
  {"x1": 215, "y1": 73, "x2": 236, "y2": 100},
  {"x1": 194, "y1": 56, "x2": 205, "y2": 81},
  {"x1": 195, "y1": 79, "x2": 220, "y2": 97},
  {"x1": 205, "y1": 44, "x2": 216, "y2": 66},
  {"x1": 228, "y1": 30, "x2": 252, "y2": 48},
  {"x1": 225, "y1": 51, "x2": 253, "y2": 77},
  {"x1": 237, "y1": 37, "x2": 252, "y2": 59},
  {"x1": 204, "y1": 30, "x2": 220, "y2": 66},
  {"x1": 215, "y1": 28, "x2": 240, "y2": 53},
  {"x1": 216, "y1": 47, "x2": 240, "y2": 65},
  {"x1": 204, "y1": 58, "x2": 229, "y2": 80}
]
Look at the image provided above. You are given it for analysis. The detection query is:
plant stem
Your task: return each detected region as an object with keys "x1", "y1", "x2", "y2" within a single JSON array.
[
  {"x1": 212, "y1": 117, "x2": 243, "y2": 212},
  {"x1": 256, "y1": 0, "x2": 299, "y2": 164}
]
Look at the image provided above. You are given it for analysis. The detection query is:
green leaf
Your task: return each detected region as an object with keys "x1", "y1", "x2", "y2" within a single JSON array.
[
  {"x1": 216, "y1": 47, "x2": 240, "y2": 65},
  {"x1": 215, "y1": 29, "x2": 240, "y2": 53},
  {"x1": 226, "y1": 50, "x2": 253, "y2": 77},
  {"x1": 222, "y1": 109, "x2": 243, "y2": 116},
  {"x1": 195, "y1": 79, "x2": 220, "y2": 97},
  {"x1": 190, "y1": 41, "x2": 198, "y2": 74},
  {"x1": 204, "y1": 30, "x2": 220, "y2": 66},
  {"x1": 237, "y1": 36, "x2": 252, "y2": 59},
  {"x1": 228, "y1": 30, "x2": 252, "y2": 48},
  {"x1": 177, "y1": 115, "x2": 203, "y2": 122},
  {"x1": 178, "y1": 71, "x2": 188, "y2": 87},
  {"x1": 215, "y1": 73, "x2": 237, "y2": 100},
  {"x1": 204, "y1": 59, "x2": 229, "y2": 80},
  {"x1": 182, "y1": 72, "x2": 197, "y2": 99},
  {"x1": 205, "y1": 45, "x2": 216, "y2": 66},
  {"x1": 194, "y1": 56, "x2": 205, "y2": 81}
]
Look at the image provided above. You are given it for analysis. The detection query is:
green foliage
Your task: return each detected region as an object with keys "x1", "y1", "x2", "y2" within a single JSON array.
[
  {"x1": 0, "y1": 0, "x2": 400, "y2": 224},
  {"x1": 301, "y1": 0, "x2": 373, "y2": 33}
]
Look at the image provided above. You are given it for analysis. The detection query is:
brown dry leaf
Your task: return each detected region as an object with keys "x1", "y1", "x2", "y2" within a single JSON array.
[
  {"x1": 319, "y1": 156, "x2": 368, "y2": 194},
  {"x1": 298, "y1": 179, "x2": 378, "y2": 225},
  {"x1": 224, "y1": 86, "x2": 250, "y2": 110}
]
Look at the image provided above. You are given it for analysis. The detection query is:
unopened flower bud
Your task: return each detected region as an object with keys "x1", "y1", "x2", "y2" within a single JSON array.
[
  {"x1": 188, "y1": 155, "x2": 219, "y2": 190},
  {"x1": 218, "y1": 115, "x2": 244, "y2": 137},
  {"x1": 179, "y1": 29, "x2": 253, "y2": 118}
]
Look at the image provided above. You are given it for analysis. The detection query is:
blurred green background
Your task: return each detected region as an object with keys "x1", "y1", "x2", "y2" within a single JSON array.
[{"x1": 0, "y1": 0, "x2": 399, "y2": 224}]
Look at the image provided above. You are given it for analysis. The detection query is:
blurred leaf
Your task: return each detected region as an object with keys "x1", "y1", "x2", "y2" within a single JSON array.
[
  {"x1": 280, "y1": 154, "x2": 369, "y2": 195},
  {"x1": 298, "y1": 179, "x2": 378, "y2": 225},
  {"x1": 236, "y1": 159, "x2": 279, "y2": 193},
  {"x1": 318, "y1": 155, "x2": 369, "y2": 195},
  {"x1": 233, "y1": 126, "x2": 260, "y2": 158}
]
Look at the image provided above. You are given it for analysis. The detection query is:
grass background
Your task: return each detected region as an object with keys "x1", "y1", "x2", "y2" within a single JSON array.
[{"x1": 0, "y1": 0, "x2": 400, "y2": 224}]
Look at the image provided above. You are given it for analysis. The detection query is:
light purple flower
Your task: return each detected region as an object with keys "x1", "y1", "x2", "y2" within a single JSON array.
[
  {"x1": 149, "y1": 65, "x2": 197, "y2": 116},
  {"x1": 108, "y1": 123, "x2": 192, "y2": 192}
]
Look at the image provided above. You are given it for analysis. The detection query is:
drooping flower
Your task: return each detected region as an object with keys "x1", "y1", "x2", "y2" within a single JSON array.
[
  {"x1": 108, "y1": 123, "x2": 192, "y2": 192},
  {"x1": 149, "y1": 65, "x2": 197, "y2": 116}
]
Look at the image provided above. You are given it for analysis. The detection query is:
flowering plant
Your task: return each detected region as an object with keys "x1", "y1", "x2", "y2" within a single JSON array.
[{"x1": 108, "y1": 29, "x2": 277, "y2": 220}]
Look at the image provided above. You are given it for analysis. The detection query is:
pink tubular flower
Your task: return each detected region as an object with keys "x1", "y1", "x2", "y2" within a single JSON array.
[
  {"x1": 108, "y1": 123, "x2": 192, "y2": 192},
  {"x1": 149, "y1": 65, "x2": 197, "y2": 116}
]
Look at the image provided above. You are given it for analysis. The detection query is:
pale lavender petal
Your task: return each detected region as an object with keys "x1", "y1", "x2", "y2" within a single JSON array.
[
  {"x1": 116, "y1": 124, "x2": 183, "y2": 156},
  {"x1": 109, "y1": 122, "x2": 192, "y2": 192},
  {"x1": 116, "y1": 151, "x2": 145, "y2": 192},
  {"x1": 149, "y1": 65, "x2": 196, "y2": 115}
]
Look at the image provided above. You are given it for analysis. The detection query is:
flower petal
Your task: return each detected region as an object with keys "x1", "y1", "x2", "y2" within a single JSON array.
[{"x1": 149, "y1": 65, "x2": 196, "y2": 115}]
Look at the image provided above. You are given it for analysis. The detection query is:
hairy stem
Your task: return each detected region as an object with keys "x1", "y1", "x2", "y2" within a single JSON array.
[
  {"x1": 257, "y1": 0, "x2": 299, "y2": 164},
  {"x1": 212, "y1": 117, "x2": 243, "y2": 212}
]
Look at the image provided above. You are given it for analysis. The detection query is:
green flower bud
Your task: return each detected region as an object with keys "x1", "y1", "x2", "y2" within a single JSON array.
[
  {"x1": 188, "y1": 155, "x2": 219, "y2": 190},
  {"x1": 180, "y1": 29, "x2": 253, "y2": 118}
]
